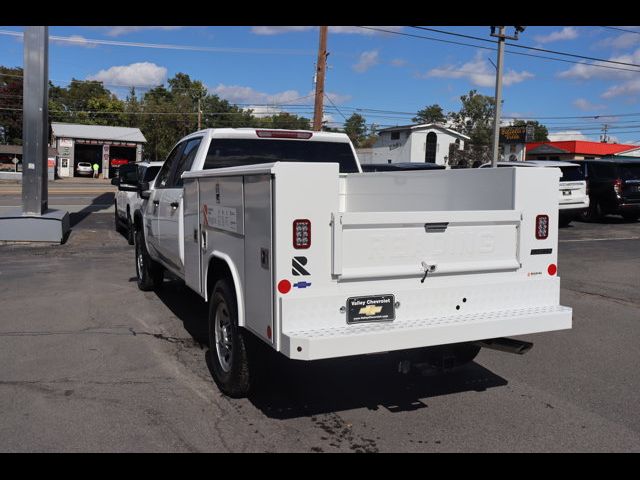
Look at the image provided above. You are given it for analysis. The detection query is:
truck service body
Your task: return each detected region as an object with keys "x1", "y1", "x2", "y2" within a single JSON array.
[{"x1": 131, "y1": 128, "x2": 572, "y2": 396}]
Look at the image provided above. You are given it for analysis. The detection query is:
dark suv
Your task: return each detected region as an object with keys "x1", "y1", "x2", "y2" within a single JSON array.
[{"x1": 579, "y1": 157, "x2": 640, "y2": 221}]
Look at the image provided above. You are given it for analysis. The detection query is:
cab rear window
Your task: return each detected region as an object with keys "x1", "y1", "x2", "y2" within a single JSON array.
[
  {"x1": 619, "y1": 164, "x2": 640, "y2": 180},
  {"x1": 203, "y1": 139, "x2": 359, "y2": 173},
  {"x1": 559, "y1": 165, "x2": 585, "y2": 181}
]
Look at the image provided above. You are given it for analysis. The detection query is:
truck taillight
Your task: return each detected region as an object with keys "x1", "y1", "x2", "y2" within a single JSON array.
[
  {"x1": 293, "y1": 219, "x2": 311, "y2": 249},
  {"x1": 535, "y1": 215, "x2": 549, "y2": 240},
  {"x1": 613, "y1": 178, "x2": 623, "y2": 195}
]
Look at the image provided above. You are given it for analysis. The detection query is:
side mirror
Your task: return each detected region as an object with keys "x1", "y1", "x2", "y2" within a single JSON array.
[
  {"x1": 118, "y1": 183, "x2": 138, "y2": 192},
  {"x1": 111, "y1": 177, "x2": 120, "y2": 186},
  {"x1": 139, "y1": 181, "x2": 151, "y2": 199}
]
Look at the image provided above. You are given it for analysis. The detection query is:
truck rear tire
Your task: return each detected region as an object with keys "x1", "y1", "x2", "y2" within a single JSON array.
[
  {"x1": 208, "y1": 278, "x2": 252, "y2": 398},
  {"x1": 135, "y1": 229, "x2": 164, "y2": 291}
]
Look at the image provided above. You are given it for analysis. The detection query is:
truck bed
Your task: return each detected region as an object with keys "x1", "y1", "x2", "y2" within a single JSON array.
[{"x1": 183, "y1": 162, "x2": 571, "y2": 360}]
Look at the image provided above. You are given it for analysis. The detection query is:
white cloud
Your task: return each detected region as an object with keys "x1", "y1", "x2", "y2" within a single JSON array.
[
  {"x1": 353, "y1": 50, "x2": 379, "y2": 73},
  {"x1": 573, "y1": 98, "x2": 607, "y2": 111},
  {"x1": 424, "y1": 51, "x2": 533, "y2": 87},
  {"x1": 51, "y1": 35, "x2": 96, "y2": 48},
  {"x1": 503, "y1": 70, "x2": 535, "y2": 86},
  {"x1": 390, "y1": 58, "x2": 408, "y2": 67},
  {"x1": 558, "y1": 48, "x2": 640, "y2": 80},
  {"x1": 251, "y1": 26, "x2": 314, "y2": 35},
  {"x1": 533, "y1": 27, "x2": 578, "y2": 44},
  {"x1": 87, "y1": 62, "x2": 167, "y2": 87},
  {"x1": 548, "y1": 130, "x2": 593, "y2": 141},
  {"x1": 602, "y1": 78, "x2": 640, "y2": 99},
  {"x1": 104, "y1": 26, "x2": 183, "y2": 37},
  {"x1": 250, "y1": 26, "x2": 403, "y2": 35},
  {"x1": 210, "y1": 84, "x2": 351, "y2": 107},
  {"x1": 597, "y1": 32, "x2": 640, "y2": 50}
]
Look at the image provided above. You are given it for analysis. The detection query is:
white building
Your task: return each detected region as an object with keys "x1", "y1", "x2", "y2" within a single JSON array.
[
  {"x1": 357, "y1": 123, "x2": 469, "y2": 167},
  {"x1": 51, "y1": 123, "x2": 146, "y2": 179}
]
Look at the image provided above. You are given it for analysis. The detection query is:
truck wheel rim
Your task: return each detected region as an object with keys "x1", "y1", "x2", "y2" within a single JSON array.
[
  {"x1": 136, "y1": 245, "x2": 143, "y2": 279},
  {"x1": 215, "y1": 301, "x2": 233, "y2": 373}
]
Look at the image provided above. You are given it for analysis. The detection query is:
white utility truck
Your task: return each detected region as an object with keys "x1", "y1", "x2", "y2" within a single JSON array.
[{"x1": 122, "y1": 128, "x2": 572, "y2": 397}]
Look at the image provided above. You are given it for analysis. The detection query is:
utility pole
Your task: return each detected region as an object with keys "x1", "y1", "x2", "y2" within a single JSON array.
[
  {"x1": 490, "y1": 26, "x2": 525, "y2": 167},
  {"x1": 601, "y1": 124, "x2": 609, "y2": 143},
  {"x1": 197, "y1": 97, "x2": 202, "y2": 130},
  {"x1": 313, "y1": 26, "x2": 328, "y2": 132}
]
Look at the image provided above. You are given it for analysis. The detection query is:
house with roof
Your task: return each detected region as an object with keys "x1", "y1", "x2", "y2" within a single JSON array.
[
  {"x1": 356, "y1": 123, "x2": 470, "y2": 167},
  {"x1": 525, "y1": 140, "x2": 637, "y2": 162},
  {"x1": 51, "y1": 122, "x2": 146, "y2": 179}
]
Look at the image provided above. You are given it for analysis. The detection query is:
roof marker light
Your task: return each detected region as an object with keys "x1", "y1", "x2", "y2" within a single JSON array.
[{"x1": 256, "y1": 130, "x2": 313, "y2": 139}]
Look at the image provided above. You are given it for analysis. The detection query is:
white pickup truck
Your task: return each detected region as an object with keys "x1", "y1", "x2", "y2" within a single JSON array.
[{"x1": 121, "y1": 128, "x2": 572, "y2": 398}]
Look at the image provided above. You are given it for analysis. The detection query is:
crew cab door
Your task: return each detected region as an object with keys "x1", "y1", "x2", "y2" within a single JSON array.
[
  {"x1": 158, "y1": 137, "x2": 203, "y2": 274},
  {"x1": 147, "y1": 143, "x2": 185, "y2": 258}
]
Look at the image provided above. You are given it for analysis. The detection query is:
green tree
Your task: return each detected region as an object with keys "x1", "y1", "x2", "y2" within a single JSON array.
[
  {"x1": 448, "y1": 90, "x2": 496, "y2": 145},
  {"x1": 0, "y1": 66, "x2": 24, "y2": 144},
  {"x1": 511, "y1": 119, "x2": 549, "y2": 142},
  {"x1": 413, "y1": 104, "x2": 446, "y2": 124},
  {"x1": 343, "y1": 113, "x2": 367, "y2": 147}
]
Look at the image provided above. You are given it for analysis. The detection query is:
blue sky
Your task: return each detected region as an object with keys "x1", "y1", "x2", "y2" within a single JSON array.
[{"x1": 3, "y1": 25, "x2": 640, "y2": 144}]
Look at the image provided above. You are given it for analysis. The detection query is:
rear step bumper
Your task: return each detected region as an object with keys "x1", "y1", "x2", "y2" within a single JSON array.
[{"x1": 281, "y1": 305, "x2": 571, "y2": 360}]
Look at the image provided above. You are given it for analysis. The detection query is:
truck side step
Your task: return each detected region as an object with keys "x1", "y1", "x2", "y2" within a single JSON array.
[{"x1": 473, "y1": 337, "x2": 533, "y2": 355}]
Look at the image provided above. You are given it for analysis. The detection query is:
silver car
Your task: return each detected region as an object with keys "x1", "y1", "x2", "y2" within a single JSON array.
[{"x1": 76, "y1": 162, "x2": 93, "y2": 176}]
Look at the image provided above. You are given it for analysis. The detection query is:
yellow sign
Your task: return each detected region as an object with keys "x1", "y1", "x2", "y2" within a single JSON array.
[{"x1": 359, "y1": 305, "x2": 383, "y2": 316}]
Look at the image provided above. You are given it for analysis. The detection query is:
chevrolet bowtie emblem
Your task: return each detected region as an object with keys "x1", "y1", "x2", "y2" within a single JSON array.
[{"x1": 359, "y1": 305, "x2": 383, "y2": 316}]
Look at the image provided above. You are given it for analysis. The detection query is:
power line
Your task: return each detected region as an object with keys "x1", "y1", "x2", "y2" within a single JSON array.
[
  {"x1": 358, "y1": 26, "x2": 640, "y2": 75},
  {"x1": 600, "y1": 26, "x2": 640, "y2": 35},
  {"x1": 0, "y1": 29, "x2": 317, "y2": 56},
  {"x1": 410, "y1": 26, "x2": 640, "y2": 69}
]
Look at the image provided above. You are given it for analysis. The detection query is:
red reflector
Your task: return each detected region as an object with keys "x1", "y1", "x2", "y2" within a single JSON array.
[
  {"x1": 277, "y1": 280, "x2": 291, "y2": 294},
  {"x1": 256, "y1": 129, "x2": 313, "y2": 139},
  {"x1": 535, "y1": 215, "x2": 549, "y2": 240},
  {"x1": 548, "y1": 264, "x2": 557, "y2": 276},
  {"x1": 293, "y1": 219, "x2": 311, "y2": 249},
  {"x1": 267, "y1": 326, "x2": 272, "y2": 339}
]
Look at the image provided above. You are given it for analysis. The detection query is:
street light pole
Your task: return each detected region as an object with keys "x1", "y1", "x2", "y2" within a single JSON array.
[
  {"x1": 490, "y1": 26, "x2": 506, "y2": 168},
  {"x1": 490, "y1": 26, "x2": 525, "y2": 168}
]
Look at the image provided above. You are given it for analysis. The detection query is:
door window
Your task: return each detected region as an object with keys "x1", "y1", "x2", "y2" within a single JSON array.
[
  {"x1": 169, "y1": 138, "x2": 202, "y2": 188},
  {"x1": 155, "y1": 143, "x2": 185, "y2": 189}
]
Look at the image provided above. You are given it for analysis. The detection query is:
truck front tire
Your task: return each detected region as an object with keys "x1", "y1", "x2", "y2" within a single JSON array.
[
  {"x1": 134, "y1": 229, "x2": 164, "y2": 291},
  {"x1": 126, "y1": 211, "x2": 134, "y2": 245},
  {"x1": 208, "y1": 278, "x2": 252, "y2": 398}
]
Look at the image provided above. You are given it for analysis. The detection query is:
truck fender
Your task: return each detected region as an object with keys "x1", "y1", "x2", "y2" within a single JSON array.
[{"x1": 205, "y1": 251, "x2": 245, "y2": 328}]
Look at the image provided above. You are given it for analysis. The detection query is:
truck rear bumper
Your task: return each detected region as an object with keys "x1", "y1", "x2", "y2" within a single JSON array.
[{"x1": 281, "y1": 305, "x2": 572, "y2": 360}]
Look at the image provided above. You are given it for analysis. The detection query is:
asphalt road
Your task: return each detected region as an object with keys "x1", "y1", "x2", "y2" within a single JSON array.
[
  {"x1": 0, "y1": 207, "x2": 639, "y2": 452},
  {"x1": 0, "y1": 180, "x2": 115, "y2": 212}
]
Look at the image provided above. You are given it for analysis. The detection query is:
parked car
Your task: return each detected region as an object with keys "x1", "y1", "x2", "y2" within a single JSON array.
[
  {"x1": 479, "y1": 161, "x2": 589, "y2": 226},
  {"x1": 76, "y1": 162, "x2": 93, "y2": 177},
  {"x1": 577, "y1": 157, "x2": 640, "y2": 222},
  {"x1": 361, "y1": 162, "x2": 446, "y2": 172},
  {"x1": 111, "y1": 161, "x2": 163, "y2": 244}
]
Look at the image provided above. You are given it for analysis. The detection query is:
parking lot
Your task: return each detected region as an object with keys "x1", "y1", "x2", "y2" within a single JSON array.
[{"x1": 1, "y1": 185, "x2": 639, "y2": 452}]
